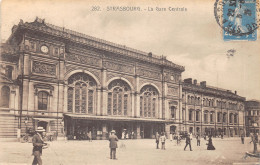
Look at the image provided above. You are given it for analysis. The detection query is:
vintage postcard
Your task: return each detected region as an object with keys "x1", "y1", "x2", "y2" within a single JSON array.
[{"x1": 0, "y1": 0, "x2": 260, "y2": 164}]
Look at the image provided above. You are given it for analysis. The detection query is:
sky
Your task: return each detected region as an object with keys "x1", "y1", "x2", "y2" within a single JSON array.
[{"x1": 1, "y1": 0, "x2": 260, "y2": 100}]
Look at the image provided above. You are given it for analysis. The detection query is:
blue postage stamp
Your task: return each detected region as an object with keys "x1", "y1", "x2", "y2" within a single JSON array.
[{"x1": 214, "y1": 0, "x2": 258, "y2": 41}]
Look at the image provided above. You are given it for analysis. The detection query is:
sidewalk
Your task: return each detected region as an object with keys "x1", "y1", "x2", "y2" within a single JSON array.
[{"x1": 0, "y1": 138, "x2": 259, "y2": 165}]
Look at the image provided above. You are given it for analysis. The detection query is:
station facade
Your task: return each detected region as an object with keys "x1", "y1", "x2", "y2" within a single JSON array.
[
  {"x1": 0, "y1": 18, "x2": 246, "y2": 139},
  {"x1": 245, "y1": 100, "x2": 260, "y2": 136}
]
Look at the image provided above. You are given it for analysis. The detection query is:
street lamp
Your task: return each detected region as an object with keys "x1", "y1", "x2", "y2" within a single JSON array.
[{"x1": 252, "y1": 122, "x2": 258, "y2": 154}]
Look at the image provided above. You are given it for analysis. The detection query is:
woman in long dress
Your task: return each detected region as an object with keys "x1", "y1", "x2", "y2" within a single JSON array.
[{"x1": 207, "y1": 135, "x2": 215, "y2": 150}]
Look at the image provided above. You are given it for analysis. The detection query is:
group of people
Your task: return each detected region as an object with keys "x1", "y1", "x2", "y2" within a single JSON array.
[
  {"x1": 75, "y1": 130, "x2": 92, "y2": 141},
  {"x1": 155, "y1": 132, "x2": 215, "y2": 151},
  {"x1": 121, "y1": 131, "x2": 135, "y2": 140}
]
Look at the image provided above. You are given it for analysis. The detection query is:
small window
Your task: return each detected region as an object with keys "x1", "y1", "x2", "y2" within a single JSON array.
[
  {"x1": 171, "y1": 106, "x2": 176, "y2": 119},
  {"x1": 189, "y1": 110, "x2": 193, "y2": 121},
  {"x1": 170, "y1": 75, "x2": 174, "y2": 81},
  {"x1": 38, "y1": 91, "x2": 48, "y2": 110},
  {"x1": 196, "y1": 111, "x2": 200, "y2": 121},
  {"x1": 6, "y1": 66, "x2": 13, "y2": 79}
]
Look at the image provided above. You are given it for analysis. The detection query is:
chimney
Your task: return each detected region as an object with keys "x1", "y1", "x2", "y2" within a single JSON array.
[
  {"x1": 200, "y1": 81, "x2": 206, "y2": 87},
  {"x1": 193, "y1": 79, "x2": 197, "y2": 85},
  {"x1": 184, "y1": 78, "x2": 192, "y2": 84},
  {"x1": 235, "y1": 91, "x2": 237, "y2": 95}
]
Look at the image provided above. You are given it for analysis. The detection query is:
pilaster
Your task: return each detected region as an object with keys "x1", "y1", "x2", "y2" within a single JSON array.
[
  {"x1": 96, "y1": 88, "x2": 101, "y2": 115},
  {"x1": 102, "y1": 123, "x2": 107, "y2": 140}
]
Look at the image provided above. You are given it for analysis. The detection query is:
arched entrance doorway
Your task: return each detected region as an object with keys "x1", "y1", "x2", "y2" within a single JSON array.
[{"x1": 170, "y1": 125, "x2": 176, "y2": 134}]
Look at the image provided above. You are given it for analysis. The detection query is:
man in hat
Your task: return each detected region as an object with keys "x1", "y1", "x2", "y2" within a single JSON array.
[
  {"x1": 184, "y1": 133, "x2": 192, "y2": 151},
  {"x1": 109, "y1": 130, "x2": 119, "y2": 160},
  {"x1": 32, "y1": 127, "x2": 47, "y2": 165}
]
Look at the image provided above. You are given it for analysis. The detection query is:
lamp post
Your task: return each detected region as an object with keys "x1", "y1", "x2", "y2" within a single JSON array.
[{"x1": 252, "y1": 122, "x2": 258, "y2": 154}]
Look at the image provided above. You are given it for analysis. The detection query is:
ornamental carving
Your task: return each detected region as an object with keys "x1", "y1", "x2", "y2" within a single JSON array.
[
  {"x1": 168, "y1": 87, "x2": 178, "y2": 96},
  {"x1": 66, "y1": 53, "x2": 101, "y2": 67},
  {"x1": 164, "y1": 72, "x2": 180, "y2": 83},
  {"x1": 137, "y1": 68, "x2": 161, "y2": 80},
  {"x1": 104, "y1": 61, "x2": 134, "y2": 74},
  {"x1": 32, "y1": 61, "x2": 56, "y2": 76}
]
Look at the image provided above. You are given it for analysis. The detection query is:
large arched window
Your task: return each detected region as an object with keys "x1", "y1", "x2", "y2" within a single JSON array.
[
  {"x1": 38, "y1": 91, "x2": 48, "y2": 110},
  {"x1": 140, "y1": 85, "x2": 158, "y2": 118},
  {"x1": 229, "y1": 113, "x2": 233, "y2": 123},
  {"x1": 107, "y1": 79, "x2": 131, "y2": 116},
  {"x1": 0, "y1": 86, "x2": 10, "y2": 108},
  {"x1": 67, "y1": 73, "x2": 97, "y2": 114}
]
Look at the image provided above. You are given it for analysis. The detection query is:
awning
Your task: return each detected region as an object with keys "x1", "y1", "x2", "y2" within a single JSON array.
[
  {"x1": 33, "y1": 118, "x2": 57, "y2": 122},
  {"x1": 64, "y1": 114, "x2": 170, "y2": 123}
]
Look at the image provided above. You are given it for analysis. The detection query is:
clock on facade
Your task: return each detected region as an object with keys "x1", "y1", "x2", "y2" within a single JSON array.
[{"x1": 40, "y1": 45, "x2": 49, "y2": 53}]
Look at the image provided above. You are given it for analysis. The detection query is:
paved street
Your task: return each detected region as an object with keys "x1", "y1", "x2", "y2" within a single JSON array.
[{"x1": 0, "y1": 137, "x2": 259, "y2": 165}]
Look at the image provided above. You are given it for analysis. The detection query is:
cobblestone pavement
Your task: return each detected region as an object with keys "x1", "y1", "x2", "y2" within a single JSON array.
[{"x1": 0, "y1": 137, "x2": 259, "y2": 165}]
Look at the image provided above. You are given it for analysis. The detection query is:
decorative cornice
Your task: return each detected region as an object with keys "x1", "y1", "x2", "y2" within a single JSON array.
[{"x1": 11, "y1": 17, "x2": 185, "y2": 72}]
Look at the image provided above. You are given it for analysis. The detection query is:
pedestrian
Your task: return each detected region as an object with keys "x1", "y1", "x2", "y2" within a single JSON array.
[
  {"x1": 109, "y1": 130, "x2": 119, "y2": 160},
  {"x1": 177, "y1": 133, "x2": 181, "y2": 146},
  {"x1": 184, "y1": 134, "x2": 192, "y2": 151},
  {"x1": 190, "y1": 133, "x2": 193, "y2": 140},
  {"x1": 155, "y1": 132, "x2": 160, "y2": 149},
  {"x1": 196, "y1": 134, "x2": 201, "y2": 146},
  {"x1": 131, "y1": 131, "x2": 135, "y2": 139},
  {"x1": 170, "y1": 133, "x2": 173, "y2": 141},
  {"x1": 32, "y1": 127, "x2": 47, "y2": 165},
  {"x1": 221, "y1": 132, "x2": 223, "y2": 139},
  {"x1": 88, "y1": 131, "x2": 92, "y2": 142},
  {"x1": 121, "y1": 131, "x2": 125, "y2": 140},
  {"x1": 241, "y1": 133, "x2": 245, "y2": 144},
  {"x1": 160, "y1": 132, "x2": 166, "y2": 150},
  {"x1": 206, "y1": 135, "x2": 215, "y2": 150}
]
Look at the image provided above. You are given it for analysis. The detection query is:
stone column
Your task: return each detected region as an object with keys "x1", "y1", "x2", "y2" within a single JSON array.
[
  {"x1": 64, "y1": 85, "x2": 68, "y2": 113},
  {"x1": 131, "y1": 92, "x2": 135, "y2": 117},
  {"x1": 179, "y1": 84, "x2": 183, "y2": 124},
  {"x1": 136, "y1": 123, "x2": 141, "y2": 139},
  {"x1": 151, "y1": 125, "x2": 154, "y2": 138},
  {"x1": 158, "y1": 97, "x2": 162, "y2": 119},
  {"x1": 102, "y1": 90, "x2": 108, "y2": 115},
  {"x1": 102, "y1": 123, "x2": 107, "y2": 140},
  {"x1": 14, "y1": 88, "x2": 19, "y2": 113},
  {"x1": 134, "y1": 75, "x2": 140, "y2": 117},
  {"x1": 22, "y1": 79, "x2": 29, "y2": 113},
  {"x1": 135, "y1": 92, "x2": 140, "y2": 117},
  {"x1": 165, "y1": 124, "x2": 171, "y2": 138},
  {"x1": 28, "y1": 82, "x2": 34, "y2": 112},
  {"x1": 164, "y1": 99, "x2": 169, "y2": 120},
  {"x1": 58, "y1": 84, "x2": 64, "y2": 113},
  {"x1": 34, "y1": 90, "x2": 38, "y2": 115},
  {"x1": 96, "y1": 88, "x2": 101, "y2": 115},
  {"x1": 101, "y1": 68, "x2": 107, "y2": 115},
  {"x1": 23, "y1": 54, "x2": 30, "y2": 75}
]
